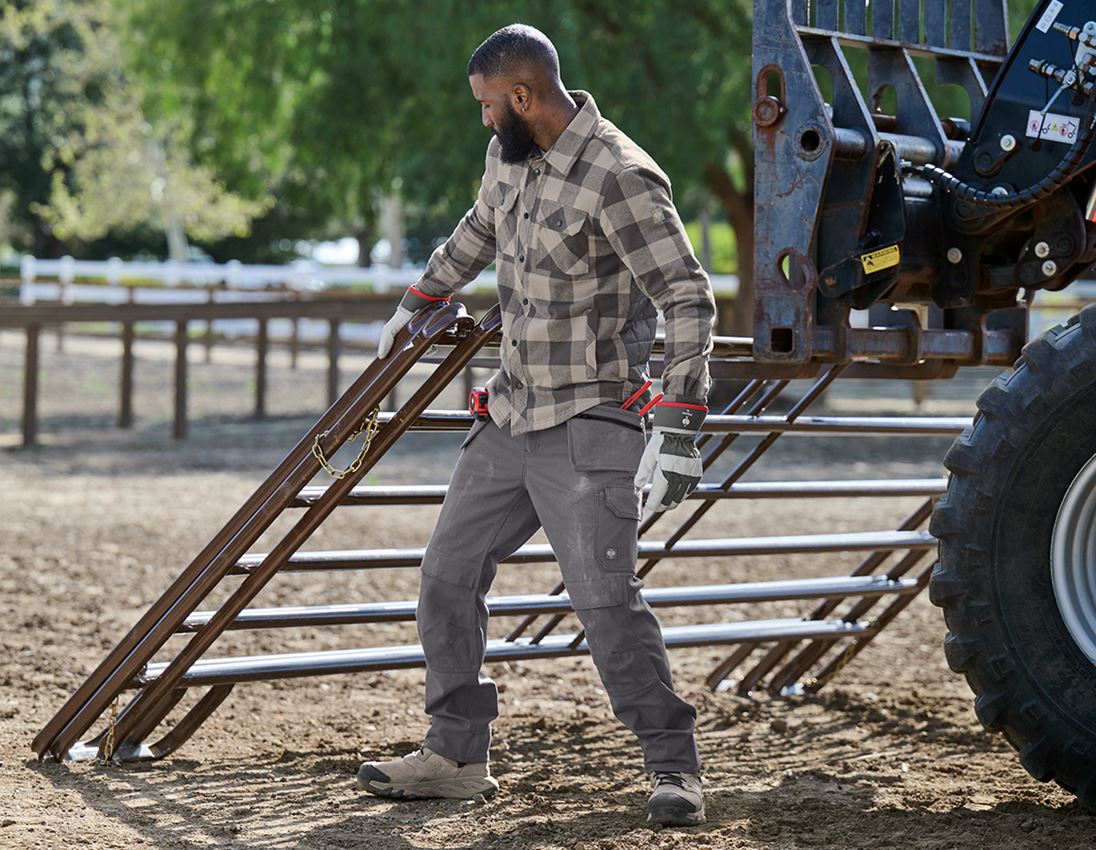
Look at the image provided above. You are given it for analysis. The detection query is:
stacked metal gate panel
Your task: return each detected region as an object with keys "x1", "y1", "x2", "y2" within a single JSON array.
[{"x1": 33, "y1": 302, "x2": 960, "y2": 762}]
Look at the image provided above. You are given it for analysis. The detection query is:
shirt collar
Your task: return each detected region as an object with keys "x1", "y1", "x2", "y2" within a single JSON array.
[{"x1": 537, "y1": 90, "x2": 599, "y2": 178}]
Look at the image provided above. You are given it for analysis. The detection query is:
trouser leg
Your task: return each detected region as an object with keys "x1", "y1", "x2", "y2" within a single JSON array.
[
  {"x1": 418, "y1": 418, "x2": 540, "y2": 764},
  {"x1": 525, "y1": 406, "x2": 701, "y2": 773}
]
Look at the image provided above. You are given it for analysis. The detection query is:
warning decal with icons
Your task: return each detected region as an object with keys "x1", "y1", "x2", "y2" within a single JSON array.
[{"x1": 859, "y1": 244, "x2": 901, "y2": 274}]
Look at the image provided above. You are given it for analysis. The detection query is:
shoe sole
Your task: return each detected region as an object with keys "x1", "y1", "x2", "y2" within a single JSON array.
[
  {"x1": 357, "y1": 769, "x2": 499, "y2": 801},
  {"x1": 647, "y1": 797, "x2": 706, "y2": 827}
]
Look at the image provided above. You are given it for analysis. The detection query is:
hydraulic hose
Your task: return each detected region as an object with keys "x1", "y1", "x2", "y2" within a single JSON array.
[{"x1": 906, "y1": 88, "x2": 1096, "y2": 211}]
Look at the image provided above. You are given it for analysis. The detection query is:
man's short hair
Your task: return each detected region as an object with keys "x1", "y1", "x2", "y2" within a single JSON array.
[{"x1": 467, "y1": 24, "x2": 559, "y2": 81}]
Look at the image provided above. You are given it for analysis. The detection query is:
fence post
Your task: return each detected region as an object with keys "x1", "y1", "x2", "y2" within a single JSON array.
[
  {"x1": 204, "y1": 288, "x2": 216, "y2": 363},
  {"x1": 174, "y1": 320, "x2": 189, "y2": 439},
  {"x1": 255, "y1": 318, "x2": 268, "y2": 419},
  {"x1": 57, "y1": 255, "x2": 74, "y2": 353},
  {"x1": 289, "y1": 292, "x2": 300, "y2": 370},
  {"x1": 119, "y1": 321, "x2": 135, "y2": 428},
  {"x1": 327, "y1": 319, "x2": 341, "y2": 406},
  {"x1": 22, "y1": 324, "x2": 41, "y2": 448}
]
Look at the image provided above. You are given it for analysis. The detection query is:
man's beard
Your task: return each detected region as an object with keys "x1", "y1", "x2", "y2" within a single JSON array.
[{"x1": 495, "y1": 101, "x2": 536, "y2": 164}]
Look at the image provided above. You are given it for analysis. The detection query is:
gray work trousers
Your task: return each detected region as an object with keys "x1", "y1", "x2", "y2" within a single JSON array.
[{"x1": 417, "y1": 402, "x2": 700, "y2": 773}]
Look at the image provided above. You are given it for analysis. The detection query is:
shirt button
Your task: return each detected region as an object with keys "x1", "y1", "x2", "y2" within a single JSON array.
[
  {"x1": 514, "y1": 381, "x2": 522, "y2": 389},
  {"x1": 519, "y1": 254, "x2": 525, "y2": 263},
  {"x1": 522, "y1": 298, "x2": 529, "y2": 305},
  {"x1": 523, "y1": 212, "x2": 530, "y2": 219},
  {"x1": 533, "y1": 169, "x2": 540, "y2": 176},
  {"x1": 511, "y1": 340, "x2": 518, "y2": 346}
]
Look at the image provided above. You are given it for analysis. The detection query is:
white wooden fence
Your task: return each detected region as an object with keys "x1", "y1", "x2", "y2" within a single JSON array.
[{"x1": 17, "y1": 255, "x2": 740, "y2": 305}]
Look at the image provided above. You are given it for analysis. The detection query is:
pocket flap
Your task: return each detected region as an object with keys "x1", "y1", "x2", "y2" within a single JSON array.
[
  {"x1": 537, "y1": 201, "x2": 586, "y2": 236},
  {"x1": 487, "y1": 183, "x2": 519, "y2": 213},
  {"x1": 605, "y1": 485, "x2": 641, "y2": 520}
]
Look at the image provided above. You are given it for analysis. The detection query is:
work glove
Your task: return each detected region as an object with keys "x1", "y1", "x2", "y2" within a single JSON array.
[
  {"x1": 634, "y1": 402, "x2": 707, "y2": 513},
  {"x1": 377, "y1": 285, "x2": 450, "y2": 358}
]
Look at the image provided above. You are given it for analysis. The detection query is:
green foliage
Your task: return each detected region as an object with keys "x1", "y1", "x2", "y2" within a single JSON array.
[
  {"x1": 114, "y1": 0, "x2": 755, "y2": 266},
  {"x1": 684, "y1": 219, "x2": 737, "y2": 275},
  {"x1": 0, "y1": 0, "x2": 268, "y2": 258},
  {"x1": 2, "y1": 0, "x2": 1052, "y2": 268}
]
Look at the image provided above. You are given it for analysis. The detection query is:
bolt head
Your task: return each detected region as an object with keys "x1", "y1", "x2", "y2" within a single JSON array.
[
  {"x1": 1043, "y1": 260, "x2": 1059, "y2": 277},
  {"x1": 753, "y1": 95, "x2": 784, "y2": 128},
  {"x1": 1000, "y1": 134, "x2": 1017, "y2": 152},
  {"x1": 1035, "y1": 241, "x2": 1051, "y2": 258},
  {"x1": 946, "y1": 247, "x2": 963, "y2": 265}
]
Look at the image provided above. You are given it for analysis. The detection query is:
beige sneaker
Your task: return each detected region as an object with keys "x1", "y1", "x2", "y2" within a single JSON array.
[
  {"x1": 647, "y1": 771, "x2": 705, "y2": 826},
  {"x1": 356, "y1": 747, "x2": 499, "y2": 800}
]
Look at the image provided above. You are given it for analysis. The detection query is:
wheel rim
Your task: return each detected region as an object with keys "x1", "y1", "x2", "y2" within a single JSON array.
[{"x1": 1051, "y1": 450, "x2": 1096, "y2": 668}]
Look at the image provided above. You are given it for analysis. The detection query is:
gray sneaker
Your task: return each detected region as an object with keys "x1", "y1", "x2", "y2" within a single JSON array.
[
  {"x1": 357, "y1": 747, "x2": 499, "y2": 800},
  {"x1": 647, "y1": 771, "x2": 705, "y2": 826}
]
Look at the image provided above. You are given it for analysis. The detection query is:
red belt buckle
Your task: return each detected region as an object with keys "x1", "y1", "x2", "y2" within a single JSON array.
[{"x1": 468, "y1": 387, "x2": 489, "y2": 419}]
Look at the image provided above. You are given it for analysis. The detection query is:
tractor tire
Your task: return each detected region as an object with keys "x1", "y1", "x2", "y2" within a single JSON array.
[{"x1": 930, "y1": 305, "x2": 1096, "y2": 810}]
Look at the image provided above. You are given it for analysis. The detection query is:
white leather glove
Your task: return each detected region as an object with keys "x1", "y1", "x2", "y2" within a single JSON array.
[
  {"x1": 377, "y1": 306, "x2": 415, "y2": 358},
  {"x1": 634, "y1": 402, "x2": 707, "y2": 513},
  {"x1": 377, "y1": 285, "x2": 449, "y2": 358}
]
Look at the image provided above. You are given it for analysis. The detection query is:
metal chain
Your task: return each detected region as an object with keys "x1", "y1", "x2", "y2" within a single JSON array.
[
  {"x1": 100, "y1": 697, "x2": 119, "y2": 763},
  {"x1": 311, "y1": 408, "x2": 381, "y2": 480},
  {"x1": 805, "y1": 617, "x2": 878, "y2": 692}
]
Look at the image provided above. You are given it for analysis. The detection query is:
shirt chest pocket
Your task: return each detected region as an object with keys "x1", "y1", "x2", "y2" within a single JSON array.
[
  {"x1": 488, "y1": 184, "x2": 520, "y2": 257},
  {"x1": 534, "y1": 201, "x2": 591, "y2": 278}
]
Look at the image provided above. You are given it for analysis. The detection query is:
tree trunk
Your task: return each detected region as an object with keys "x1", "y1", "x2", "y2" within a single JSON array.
[{"x1": 355, "y1": 223, "x2": 376, "y2": 268}]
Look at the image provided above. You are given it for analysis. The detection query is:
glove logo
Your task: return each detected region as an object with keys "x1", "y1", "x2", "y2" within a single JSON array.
[{"x1": 605, "y1": 547, "x2": 617, "y2": 560}]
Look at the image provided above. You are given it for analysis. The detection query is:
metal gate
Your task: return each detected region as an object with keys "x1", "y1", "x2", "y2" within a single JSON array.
[{"x1": 32, "y1": 303, "x2": 966, "y2": 762}]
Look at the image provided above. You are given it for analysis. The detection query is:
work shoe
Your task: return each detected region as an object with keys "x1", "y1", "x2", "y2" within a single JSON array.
[
  {"x1": 646, "y1": 771, "x2": 705, "y2": 826},
  {"x1": 356, "y1": 747, "x2": 499, "y2": 800}
]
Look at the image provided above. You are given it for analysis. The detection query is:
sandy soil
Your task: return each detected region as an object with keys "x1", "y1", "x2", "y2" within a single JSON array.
[{"x1": 0, "y1": 330, "x2": 1091, "y2": 849}]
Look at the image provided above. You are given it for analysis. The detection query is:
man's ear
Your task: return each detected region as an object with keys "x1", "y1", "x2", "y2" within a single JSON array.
[{"x1": 510, "y1": 83, "x2": 532, "y2": 114}]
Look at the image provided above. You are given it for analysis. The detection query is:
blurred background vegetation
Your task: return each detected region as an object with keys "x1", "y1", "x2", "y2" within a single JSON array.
[{"x1": 0, "y1": 0, "x2": 1041, "y2": 287}]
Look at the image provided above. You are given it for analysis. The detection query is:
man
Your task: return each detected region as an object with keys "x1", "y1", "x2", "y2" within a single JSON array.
[{"x1": 358, "y1": 24, "x2": 715, "y2": 827}]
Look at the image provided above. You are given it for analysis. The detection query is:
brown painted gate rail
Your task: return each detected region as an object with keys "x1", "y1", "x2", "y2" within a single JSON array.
[{"x1": 32, "y1": 301, "x2": 961, "y2": 762}]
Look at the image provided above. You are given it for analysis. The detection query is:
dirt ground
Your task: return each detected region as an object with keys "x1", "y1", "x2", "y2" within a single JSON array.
[{"x1": 0, "y1": 329, "x2": 1092, "y2": 849}]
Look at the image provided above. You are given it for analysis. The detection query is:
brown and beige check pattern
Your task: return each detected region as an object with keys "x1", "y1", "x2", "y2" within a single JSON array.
[{"x1": 413, "y1": 91, "x2": 716, "y2": 435}]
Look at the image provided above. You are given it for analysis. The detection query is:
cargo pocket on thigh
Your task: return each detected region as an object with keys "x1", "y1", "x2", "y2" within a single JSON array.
[{"x1": 596, "y1": 484, "x2": 641, "y2": 571}]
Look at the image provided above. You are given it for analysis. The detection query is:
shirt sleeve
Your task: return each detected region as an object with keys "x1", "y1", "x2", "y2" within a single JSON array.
[
  {"x1": 598, "y1": 165, "x2": 716, "y2": 406},
  {"x1": 413, "y1": 146, "x2": 498, "y2": 299}
]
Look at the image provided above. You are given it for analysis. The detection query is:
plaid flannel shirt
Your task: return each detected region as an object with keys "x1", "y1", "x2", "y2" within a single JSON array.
[{"x1": 410, "y1": 91, "x2": 715, "y2": 435}]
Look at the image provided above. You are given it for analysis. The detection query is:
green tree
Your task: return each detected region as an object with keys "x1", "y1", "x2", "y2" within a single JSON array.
[
  {"x1": 0, "y1": 0, "x2": 267, "y2": 259},
  {"x1": 118, "y1": 0, "x2": 754, "y2": 291}
]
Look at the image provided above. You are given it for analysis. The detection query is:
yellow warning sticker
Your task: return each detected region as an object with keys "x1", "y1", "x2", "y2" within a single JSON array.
[{"x1": 860, "y1": 244, "x2": 900, "y2": 274}]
